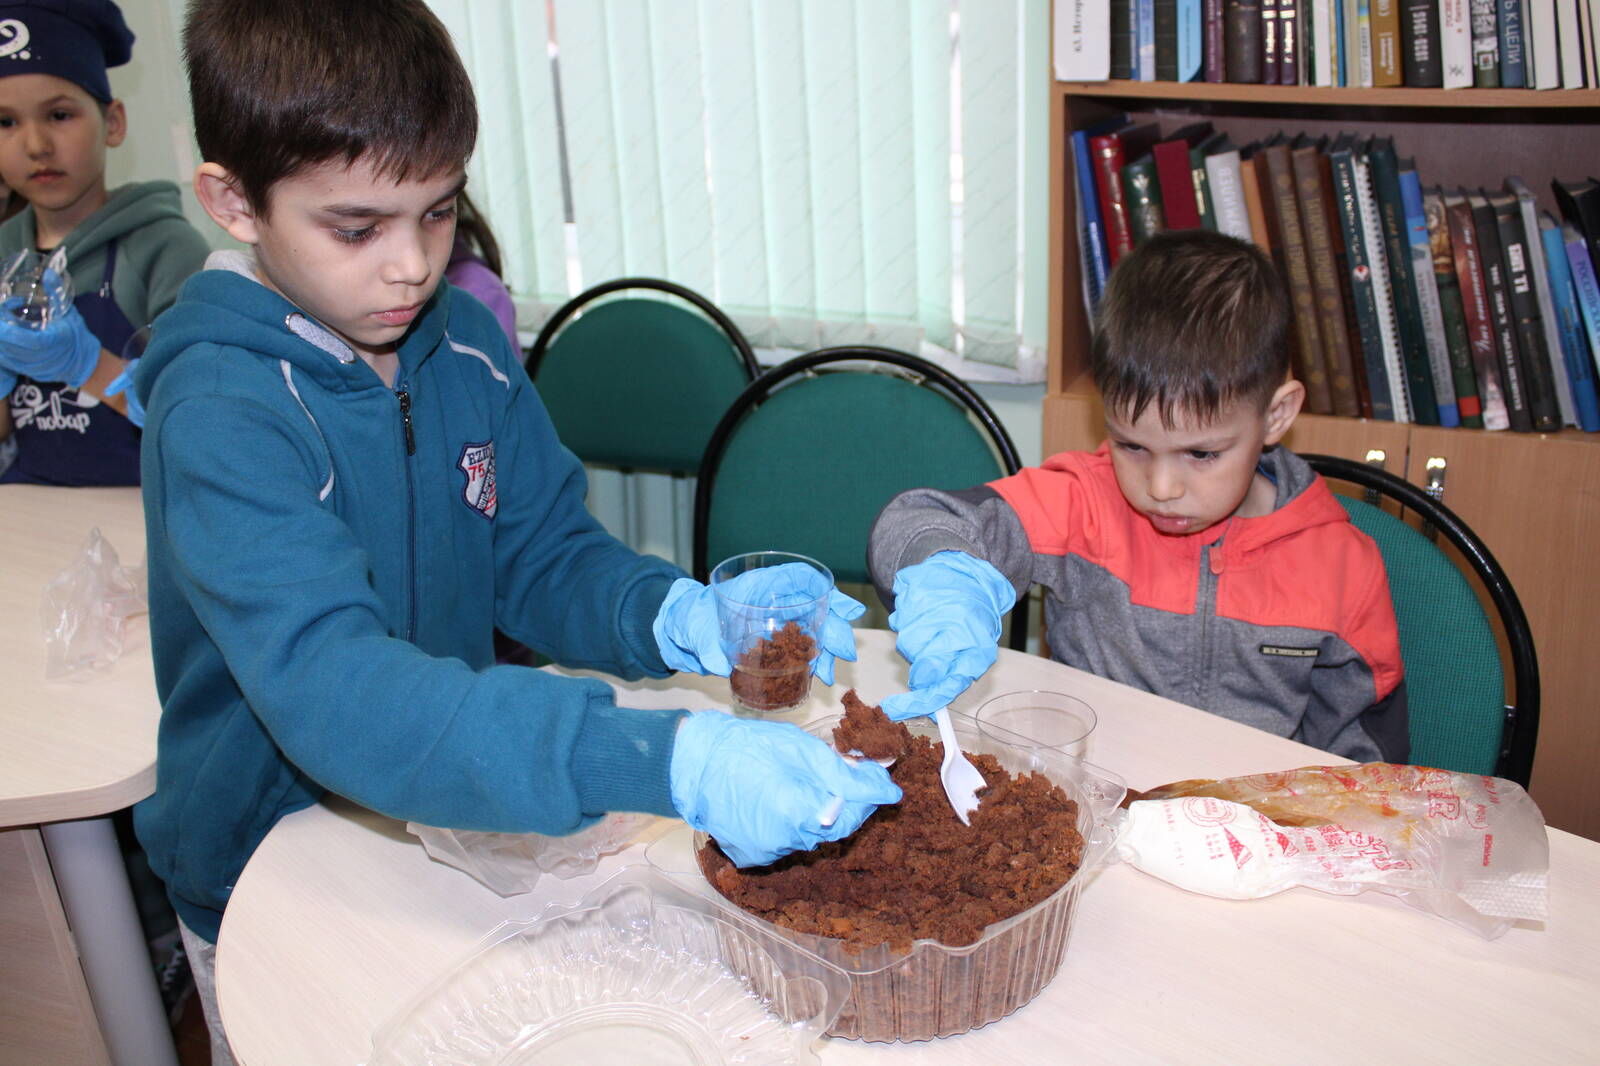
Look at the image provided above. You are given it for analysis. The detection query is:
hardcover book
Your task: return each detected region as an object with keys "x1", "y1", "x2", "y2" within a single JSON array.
[
  {"x1": 1400, "y1": 0, "x2": 1444, "y2": 85},
  {"x1": 1138, "y1": 0, "x2": 1158, "y2": 79},
  {"x1": 1153, "y1": 122, "x2": 1215, "y2": 229},
  {"x1": 1367, "y1": 137, "x2": 1439, "y2": 423},
  {"x1": 1264, "y1": 0, "x2": 1282, "y2": 82},
  {"x1": 1424, "y1": 188, "x2": 1483, "y2": 425},
  {"x1": 1445, "y1": 188, "x2": 1512, "y2": 430},
  {"x1": 1497, "y1": 0, "x2": 1525, "y2": 87},
  {"x1": 1240, "y1": 148, "x2": 1273, "y2": 252},
  {"x1": 1329, "y1": 134, "x2": 1396, "y2": 419},
  {"x1": 1191, "y1": 130, "x2": 1228, "y2": 229},
  {"x1": 1225, "y1": 0, "x2": 1266, "y2": 81},
  {"x1": 1469, "y1": 0, "x2": 1499, "y2": 85},
  {"x1": 1178, "y1": 0, "x2": 1205, "y2": 79},
  {"x1": 1552, "y1": 177, "x2": 1600, "y2": 269},
  {"x1": 1156, "y1": 0, "x2": 1181, "y2": 79},
  {"x1": 1371, "y1": 0, "x2": 1404, "y2": 84},
  {"x1": 1090, "y1": 121, "x2": 1160, "y2": 266},
  {"x1": 1508, "y1": 177, "x2": 1577, "y2": 425},
  {"x1": 1112, "y1": 0, "x2": 1138, "y2": 78},
  {"x1": 1262, "y1": 139, "x2": 1334, "y2": 413},
  {"x1": 1564, "y1": 223, "x2": 1600, "y2": 410},
  {"x1": 1071, "y1": 122, "x2": 1117, "y2": 314},
  {"x1": 1471, "y1": 191, "x2": 1535, "y2": 430},
  {"x1": 1490, "y1": 189, "x2": 1563, "y2": 431},
  {"x1": 1055, "y1": 0, "x2": 1113, "y2": 80},
  {"x1": 1205, "y1": 0, "x2": 1227, "y2": 79},
  {"x1": 1293, "y1": 137, "x2": 1362, "y2": 415},
  {"x1": 1527, "y1": 0, "x2": 1561, "y2": 89},
  {"x1": 1540, "y1": 212, "x2": 1600, "y2": 431},
  {"x1": 1357, "y1": 151, "x2": 1413, "y2": 420},
  {"x1": 1205, "y1": 136, "x2": 1253, "y2": 239},
  {"x1": 1279, "y1": 0, "x2": 1301, "y2": 83},
  {"x1": 1401, "y1": 164, "x2": 1460, "y2": 425},
  {"x1": 1123, "y1": 151, "x2": 1168, "y2": 244},
  {"x1": 1439, "y1": 0, "x2": 1474, "y2": 87}
]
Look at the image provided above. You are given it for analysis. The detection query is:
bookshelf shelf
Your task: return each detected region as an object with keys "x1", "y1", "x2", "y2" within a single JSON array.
[
  {"x1": 1045, "y1": 77, "x2": 1600, "y2": 841},
  {"x1": 1057, "y1": 80, "x2": 1600, "y2": 110}
]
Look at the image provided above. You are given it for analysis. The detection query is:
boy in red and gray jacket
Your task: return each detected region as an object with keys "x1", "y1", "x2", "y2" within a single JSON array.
[{"x1": 868, "y1": 230, "x2": 1407, "y2": 762}]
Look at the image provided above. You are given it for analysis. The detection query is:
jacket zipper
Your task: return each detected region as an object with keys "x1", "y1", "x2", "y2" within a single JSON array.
[
  {"x1": 1195, "y1": 543, "x2": 1222, "y2": 708},
  {"x1": 397, "y1": 385, "x2": 418, "y2": 641}
]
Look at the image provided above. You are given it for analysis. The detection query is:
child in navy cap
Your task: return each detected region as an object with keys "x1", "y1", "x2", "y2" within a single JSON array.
[{"x1": 0, "y1": 0, "x2": 210, "y2": 484}]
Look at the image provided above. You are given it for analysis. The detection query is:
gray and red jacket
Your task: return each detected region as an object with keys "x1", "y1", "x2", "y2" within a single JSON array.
[{"x1": 867, "y1": 445, "x2": 1408, "y2": 763}]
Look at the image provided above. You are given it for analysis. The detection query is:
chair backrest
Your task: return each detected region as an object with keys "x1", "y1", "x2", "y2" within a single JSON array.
[
  {"x1": 526, "y1": 277, "x2": 759, "y2": 474},
  {"x1": 1302, "y1": 454, "x2": 1539, "y2": 786},
  {"x1": 693, "y1": 346, "x2": 1028, "y2": 651}
]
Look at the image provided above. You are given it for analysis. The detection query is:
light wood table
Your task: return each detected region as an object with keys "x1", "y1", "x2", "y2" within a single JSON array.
[
  {"x1": 0, "y1": 485, "x2": 177, "y2": 1066},
  {"x1": 217, "y1": 629, "x2": 1600, "y2": 1065}
]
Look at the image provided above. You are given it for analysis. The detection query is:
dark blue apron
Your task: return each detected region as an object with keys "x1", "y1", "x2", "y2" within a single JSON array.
[{"x1": 1, "y1": 240, "x2": 142, "y2": 486}]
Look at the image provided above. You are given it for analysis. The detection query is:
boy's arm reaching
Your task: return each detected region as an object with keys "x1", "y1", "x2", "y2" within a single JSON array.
[{"x1": 867, "y1": 485, "x2": 1036, "y2": 608}]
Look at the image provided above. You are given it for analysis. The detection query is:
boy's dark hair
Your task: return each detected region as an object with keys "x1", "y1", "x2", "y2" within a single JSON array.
[
  {"x1": 1090, "y1": 230, "x2": 1290, "y2": 427},
  {"x1": 183, "y1": 0, "x2": 477, "y2": 214}
]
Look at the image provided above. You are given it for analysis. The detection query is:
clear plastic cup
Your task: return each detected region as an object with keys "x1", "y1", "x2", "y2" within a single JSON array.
[
  {"x1": 0, "y1": 249, "x2": 72, "y2": 330},
  {"x1": 975, "y1": 690, "x2": 1097, "y2": 759},
  {"x1": 710, "y1": 551, "x2": 831, "y2": 715}
]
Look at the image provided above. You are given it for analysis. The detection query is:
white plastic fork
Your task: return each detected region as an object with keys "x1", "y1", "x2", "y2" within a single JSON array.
[{"x1": 933, "y1": 706, "x2": 986, "y2": 825}]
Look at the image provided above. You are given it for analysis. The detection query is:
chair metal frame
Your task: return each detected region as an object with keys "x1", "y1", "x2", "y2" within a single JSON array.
[
  {"x1": 1302, "y1": 453, "x2": 1540, "y2": 787},
  {"x1": 525, "y1": 276, "x2": 761, "y2": 383},
  {"x1": 692, "y1": 345, "x2": 1029, "y2": 652}
]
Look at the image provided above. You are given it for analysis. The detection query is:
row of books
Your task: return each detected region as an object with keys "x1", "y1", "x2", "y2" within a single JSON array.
[
  {"x1": 1070, "y1": 116, "x2": 1600, "y2": 430},
  {"x1": 1056, "y1": 0, "x2": 1600, "y2": 88}
]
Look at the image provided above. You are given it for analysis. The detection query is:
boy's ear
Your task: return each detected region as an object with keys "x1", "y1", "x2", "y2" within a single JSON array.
[
  {"x1": 103, "y1": 100, "x2": 127, "y2": 148},
  {"x1": 1262, "y1": 379, "x2": 1305, "y2": 445},
  {"x1": 194, "y1": 163, "x2": 261, "y2": 245}
]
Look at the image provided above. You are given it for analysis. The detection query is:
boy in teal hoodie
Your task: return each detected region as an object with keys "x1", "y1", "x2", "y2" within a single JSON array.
[
  {"x1": 136, "y1": 3, "x2": 896, "y2": 1057},
  {"x1": 0, "y1": 0, "x2": 210, "y2": 485}
]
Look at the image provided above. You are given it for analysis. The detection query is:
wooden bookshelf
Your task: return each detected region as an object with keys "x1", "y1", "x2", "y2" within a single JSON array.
[{"x1": 1047, "y1": 79, "x2": 1600, "y2": 840}]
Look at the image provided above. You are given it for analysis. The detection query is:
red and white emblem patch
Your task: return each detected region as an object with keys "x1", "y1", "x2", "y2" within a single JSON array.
[{"x1": 457, "y1": 440, "x2": 497, "y2": 520}]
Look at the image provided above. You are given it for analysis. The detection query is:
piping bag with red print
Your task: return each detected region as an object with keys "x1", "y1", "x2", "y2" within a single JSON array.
[{"x1": 1110, "y1": 764, "x2": 1548, "y2": 938}]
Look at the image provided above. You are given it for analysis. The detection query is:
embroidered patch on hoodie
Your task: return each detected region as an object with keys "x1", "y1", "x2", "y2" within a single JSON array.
[
  {"x1": 1259, "y1": 644, "x2": 1319, "y2": 658},
  {"x1": 457, "y1": 440, "x2": 498, "y2": 520}
]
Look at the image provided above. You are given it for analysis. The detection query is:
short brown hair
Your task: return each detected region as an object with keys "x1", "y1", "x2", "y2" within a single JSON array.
[
  {"x1": 183, "y1": 0, "x2": 477, "y2": 213},
  {"x1": 1090, "y1": 230, "x2": 1289, "y2": 427}
]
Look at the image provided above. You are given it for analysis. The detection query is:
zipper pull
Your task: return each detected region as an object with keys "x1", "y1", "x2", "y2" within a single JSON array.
[{"x1": 397, "y1": 389, "x2": 416, "y2": 455}]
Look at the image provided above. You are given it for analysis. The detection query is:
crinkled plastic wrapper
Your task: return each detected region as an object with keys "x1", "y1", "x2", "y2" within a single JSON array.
[
  {"x1": 40, "y1": 527, "x2": 147, "y2": 679},
  {"x1": 1114, "y1": 764, "x2": 1549, "y2": 938},
  {"x1": 406, "y1": 813, "x2": 652, "y2": 896}
]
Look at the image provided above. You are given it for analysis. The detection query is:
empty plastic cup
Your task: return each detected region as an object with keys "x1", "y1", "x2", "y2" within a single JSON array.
[
  {"x1": 975, "y1": 691, "x2": 1097, "y2": 758},
  {"x1": 710, "y1": 551, "x2": 832, "y2": 715}
]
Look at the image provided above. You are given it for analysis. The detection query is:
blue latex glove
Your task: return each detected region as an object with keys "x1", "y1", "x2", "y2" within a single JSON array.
[
  {"x1": 104, "y1": 359, "x2": 145, "y2": 428},
  {"x1": 0, "y1": 300, "x2": 101, "y2": 388},
  {"x1": 653, "y1": 564, "x2": 866, "y2": 683},
  {"x1": 881, "y1": 550, "x2": 1018, "y2": 721},
  {"x1": 669, "y1": 710, "x2": 901, "y2": 866}
]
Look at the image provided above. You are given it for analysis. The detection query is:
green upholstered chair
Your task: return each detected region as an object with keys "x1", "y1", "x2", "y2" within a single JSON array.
[
  {"x1": 1303, "y1": 454, "x2": 1539, "y2": 786},
  {"x1": 525, "y1": 277, "x2": 759, "y2": 475},
  {"x1": 693, "y1": 346, "x2": 1029, "y2": 652}
]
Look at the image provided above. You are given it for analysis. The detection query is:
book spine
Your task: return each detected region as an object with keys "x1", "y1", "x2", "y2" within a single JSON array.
[
  {"x1": 1207, "y1": 150, "x2": 1253, "y2": 239},
  {"x1": 1280, "y1": 0, "x2": 1301, "y2": 82},
  {"x1": 1205, "y1": 0, "x2": 1228, "y2": 79},
  {"x1": 1497, "y1": 0, "x2": 1526, "y2": 86},
  {"x1": 1372, "y1": 0, "x2": 1405, "y2": 82},
  {"x1": 1555, "y1": 0, "x2": 1585, "y2": 89},
  {"x1": 1402, "y1": 170, "x2": 1460, "y2": 425},
  {"x1": 1190, "y1": 147, "x2": 1218, "y2": 229},
  {"x1": 1511, "y1": 180, "x2": 1577, "y2": 425},
  {"x1": 1294, "y1": 147, "x2": 1362, "y2": 415},
  {"x1": 1469, "y1": 0, "x2": 1500, "y2": 84},
  {"x1": 1091, "y1": 136, "x2": 1134, "y2": 265},
  {"x1": 1494, "y1": 195, "x2": 1563, "y2": 430},
  {"x1": 1401, "y1": 0, "x2": 1444, "y2": 84},
  {"x1": 1566, "y1": 234, "x2": 1600, "y2": 403},
  {"x1": 1425, "y1": 192, "x2": 1483, "y2": 425},
  {"x1": 1528, "y1": 0, "x2": 1561, "y2": 88},
  {"x1": 1313, "y1": 0, "x2": 1336, "y2": 83},
  {"x1": 1330, "y1": 147, "x2": 1396, "y2": 419},
  {"x1": 1155, "y1": 140, "x2": 1203, "y2": 228},
  {"x1": 1357, "y1": 157, "x2": 1413, "y2": 420},
  {"x1": 1112, "y1": 0, "x2": 1138, "y2": 79},
  {"x1": 1358, "y1": 0, "x2": 1376, "y2": 84},
  {"x1": 1369, "y1": 142, "x2": 1440, "y2": 423},
  {"x1": 1226, "y1": 0, "x2": 1266, "y2": 80},
  {"x1": 1139, "y1": 0, "x2": 1159, "y2": 78},
  {"x1": 1241, "y1": 155, "x2": 1273, "y2": 251},
  {"x1": 1475, "y1": 200, "x2": 1535, "y2": 430},
  {"x1": 1071, "y1": 130, "x2": 1111, "y2": 312},
  {"x1": 1157, "y1": 0, "x2": 1181, "y2": 78},
  {"x1": 1440, "y1": 0, "x2": 1474, "y2": 86},
  {"x1": 1448, "y1": 196, "x2": 1511, "y2": 429},
  {"x1": 1179, "y1": 0, "x2": 1205, "y2": 78},
  {"x1": 1264, "y1": 145, "x2": 1334, "y2": 413},
  {"x1": 1264, "y1": 0, "x2": 1282, "y2": 81},
  {"x1": 1542, "y1": 221, "x2": 1600, "y2": 431},
  {"x1": 1057, "y1": 0, "x2": 1113, "y2": 79},
  {"x1": 1123, "y1": 155, "x2": 1167, "y2": 243}
]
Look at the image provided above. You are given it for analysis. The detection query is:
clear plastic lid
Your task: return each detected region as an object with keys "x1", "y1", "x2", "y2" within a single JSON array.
[{"x1": 367, "y1": 866, "x2": 853, "y2": 1065}]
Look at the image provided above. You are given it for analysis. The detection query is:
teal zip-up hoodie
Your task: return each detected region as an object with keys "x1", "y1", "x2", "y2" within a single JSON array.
[{"x1": 131, "y1": 253, "x2": 687, "y2": 941}]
